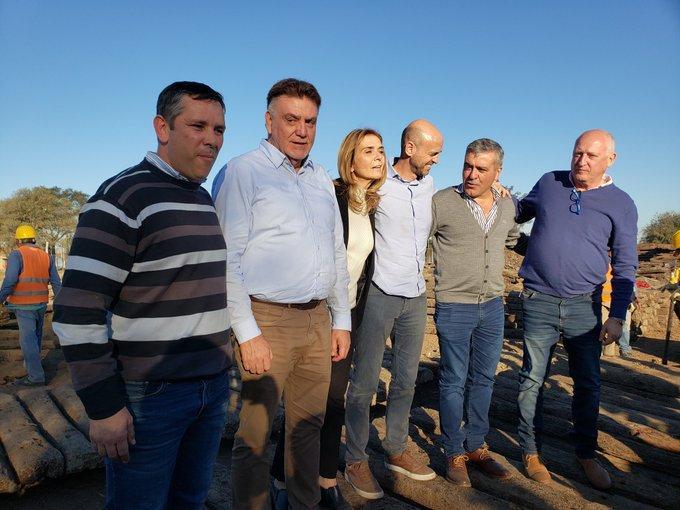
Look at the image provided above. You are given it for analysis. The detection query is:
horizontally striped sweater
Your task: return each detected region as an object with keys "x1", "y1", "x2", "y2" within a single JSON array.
[{"x1": 53, "y1": 159, "x2": 231, "y2": 419}]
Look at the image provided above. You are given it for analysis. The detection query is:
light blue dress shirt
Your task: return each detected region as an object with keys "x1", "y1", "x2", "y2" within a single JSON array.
[
  {"x1": 212, "y1": 140, "x2": 351, "y2": 343},
  {"x1": 372, "y1": 165, "x2": 434, "y2": 298}
]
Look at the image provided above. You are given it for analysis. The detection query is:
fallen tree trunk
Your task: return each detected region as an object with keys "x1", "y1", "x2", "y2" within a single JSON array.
[
  {"x1": 0, "y1": 393, "x2": 63, "y2": 487},
  {"x1": 406, "y1": 408, "x2": 657, "y2": 510},
  {"x1": 488, "y1": 392, "x2": 680, "y2": 478}
]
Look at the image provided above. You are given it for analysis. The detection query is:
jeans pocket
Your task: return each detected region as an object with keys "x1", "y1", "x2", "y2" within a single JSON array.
[
  {"x1": 126, "y1": 381, "x2": 167, "y2": 403},
  {"x1": 521, "y1": 290, "x2": 536, "y2": 300}
]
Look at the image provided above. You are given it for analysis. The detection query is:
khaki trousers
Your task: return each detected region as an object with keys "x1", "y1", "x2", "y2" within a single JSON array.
[{"x1": 231, "y1": 300, "x2": 331, "y2": 510}]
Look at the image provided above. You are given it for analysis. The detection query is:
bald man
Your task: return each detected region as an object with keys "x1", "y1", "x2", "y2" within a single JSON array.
[
  {"x1": 515, "y1": 130, "x2": 638, "y2": 490},
  {"x1": 344, "y1": 120, "x2": 443, "y2": 499}
]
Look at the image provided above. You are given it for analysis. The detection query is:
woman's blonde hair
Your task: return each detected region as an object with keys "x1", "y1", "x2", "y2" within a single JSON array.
[{"x1": 337, "y1": 128, "x2": 387, "y2": 214}]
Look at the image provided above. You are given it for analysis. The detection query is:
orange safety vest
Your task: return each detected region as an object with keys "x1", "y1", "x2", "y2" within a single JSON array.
[
  {"x1": 7, "y1": 244, "x2": 51, "y2": 305},
  {"x1": 601, "y1": 266, "x2": 612, "y2": 306}
]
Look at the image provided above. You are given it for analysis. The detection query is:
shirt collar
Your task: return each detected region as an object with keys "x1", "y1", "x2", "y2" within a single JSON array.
[
  {"x1": 568, "y1": 171, "x2": 614, "y2": 190},
  {"x1": 145, "y1": 152, "x2": 192, "y2": 182},
  {"x1": 259, "y1": 139, "x2": 315, "y2": 172},
  {"x1": 388, "y1": 161, "x2": 421, "y2": 185},
  {"x1": 454, "y1": 183, "x2": 501, "y2": 200}
]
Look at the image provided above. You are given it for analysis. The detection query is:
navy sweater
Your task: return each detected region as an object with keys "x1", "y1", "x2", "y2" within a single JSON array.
[
  {"x1": 54, "y1": 159, "x2": 231, "y2": 419},
  {"x1": 517, "y1": 171, "x2": 638, "y2": 319}
]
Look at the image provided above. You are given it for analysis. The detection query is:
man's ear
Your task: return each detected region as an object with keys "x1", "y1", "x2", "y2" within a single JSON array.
[
  {"x1": 153, "y1": 115, "x2": 170, "y2": 144},
  {"x1": 264, "y1": 110, "x2": 273, "y2": 137},
  {"x1": 404, "y1": 140, "x2": 415, "y2": 157},
  {"x1": 607, "y1": 151, "x2": 617, "y2": 168}
]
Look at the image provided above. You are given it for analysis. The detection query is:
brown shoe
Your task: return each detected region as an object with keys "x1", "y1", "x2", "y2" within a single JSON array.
[
  {"x1": 385, "y1": 451, "x2": 436, "y2": 481},
  {"x1": 523, "y1": 454, "x2": 552, "y2": 483},
  {"x1": 344, "y1": 461, "x2": 384, "y2": 500},
  {"x1": 446, "y1": 454, "x2": 471, "y2": 487},
  {"x1": 467, "y1": 446, "x2": 512, "y2": 480},
  {"x1": 578, "y1": 457, "x2": 611, "y2": 490}
]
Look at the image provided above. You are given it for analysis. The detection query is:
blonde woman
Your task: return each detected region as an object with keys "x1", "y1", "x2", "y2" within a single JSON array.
[{"x1": 271, "y1": 129, "x2": 387, "y2": 509}]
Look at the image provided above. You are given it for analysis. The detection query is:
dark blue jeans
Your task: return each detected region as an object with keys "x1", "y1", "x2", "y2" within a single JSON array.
[
  {"x1": 435, "y1": 297, "x2": 504, "y2": 458},
  {"x1": 105, "y1": 370, "x2": 229, "y2": 510},
  {"x1": 517, "y1": 290, "x2": 602, "y2": 459},
  {"x1": 345, "y1": 283, "x2": 427, "y2": 463},
  {"x1": 14, "y1": 305, "x2": 46, "y2": 383}
]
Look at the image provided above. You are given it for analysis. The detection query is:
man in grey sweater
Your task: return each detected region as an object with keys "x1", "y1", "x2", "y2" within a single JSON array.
[{"x1": 431, "y1": 138, "x2": 521, "y2": 487}]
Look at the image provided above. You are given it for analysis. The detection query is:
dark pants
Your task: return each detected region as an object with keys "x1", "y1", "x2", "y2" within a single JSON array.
[
  {"x1": 105, "y1": 371, "x2": 229, "y2": 510},
  {"x1": 435, "y1": 297, "x2": 504, "y2": 457},
  {"x1": 517, "y1": 290, "x2": 602, "y2": 459}
]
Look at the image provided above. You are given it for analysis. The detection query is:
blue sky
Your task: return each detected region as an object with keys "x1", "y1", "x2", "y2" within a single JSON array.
[{"x1": 1, "y1": 0, "x2": 678, "y2": 231}]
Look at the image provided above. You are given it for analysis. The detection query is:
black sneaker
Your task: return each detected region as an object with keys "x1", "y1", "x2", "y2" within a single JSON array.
[{"x1": 320, "y1": 485, "x2": 351, "y2": 510}]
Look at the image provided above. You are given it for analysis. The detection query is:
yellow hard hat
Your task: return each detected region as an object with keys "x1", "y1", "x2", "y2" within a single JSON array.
[
  {"x1": 15, "y1": 225, "x2": 37, "y2": 240},
  {"x1": 673, "y1": 229, "x2": 680, "y2": 250}
]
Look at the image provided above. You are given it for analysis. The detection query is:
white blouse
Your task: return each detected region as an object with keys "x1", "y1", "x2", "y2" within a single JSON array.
[{"x1": 347, "y1": 206, "x2": 374, "y2": 308}]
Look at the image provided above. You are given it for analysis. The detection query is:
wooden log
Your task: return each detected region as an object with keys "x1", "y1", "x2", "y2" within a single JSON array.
[
  {"x1": 0, "y1": 336, "x2": 55, "y2": 350},
  {"x1": 0, "y1": 349, "x2": 49, "y2": 362},
  {"x1": 488, "y1": 392, "x2": 680, "y2": 478},
  {"x1": 0, "y1": 393, "x2": 63, "y2": 486},
  {"x1": 631, "y1": 426, "x2": 680, "y2": 454},
  {"x1": 500, "y1": 344, "x2": 680, "y2": 399},
  {"x1": 407, "y1": 409, "x2": 656, "y2": 510},
  {"x1": 16, "y1": 389, "x2": 100, "y2": 474},
  {"x1": 493, "y1": 375, "x2": 680, "y2": 440},
  {"x1": 486, "y1": 419, "x2": 680, "y2": 509},
  {"x1": 49, "y1": 387, "x2": 89, "y2": 437},
  {"x1": 498, "y1": 350, "x2": 680, "y2": 408},
  {"x1": 0, "y1": 442, "x2": 19, "y2": 494}
]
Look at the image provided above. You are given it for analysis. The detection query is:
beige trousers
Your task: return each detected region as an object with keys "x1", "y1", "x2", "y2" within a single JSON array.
[{"x1": 231, "y1": 300, "x2": 331, "y2": 510}]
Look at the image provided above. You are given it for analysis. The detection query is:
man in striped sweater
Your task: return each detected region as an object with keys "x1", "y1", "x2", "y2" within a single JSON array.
[{"x1": 53, "y1": 81, "x2": 231, "y2": 509}]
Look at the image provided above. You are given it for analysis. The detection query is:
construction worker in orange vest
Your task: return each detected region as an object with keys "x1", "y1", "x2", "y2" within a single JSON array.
[{"x1": 0, "y1": 225, "x2": 61, "y2": 386}]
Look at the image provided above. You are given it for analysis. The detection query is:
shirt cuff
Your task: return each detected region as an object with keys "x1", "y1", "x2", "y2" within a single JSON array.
[
  {"x1": 331, "y1": 312, "x2": 352, "y2": 332},
  {"x1": 232, "y1": 316, "x2": 262, "y2": 344}
]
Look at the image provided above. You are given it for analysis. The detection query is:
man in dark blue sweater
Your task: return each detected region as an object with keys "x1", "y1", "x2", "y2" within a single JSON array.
[{"x1": 515, "y1": 129, "x2": 637, "y2": 490}]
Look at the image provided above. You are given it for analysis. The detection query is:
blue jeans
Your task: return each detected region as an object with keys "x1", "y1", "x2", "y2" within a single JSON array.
[
  {"x1": 517, "y1": 290, "x2": 602, "y2": 459},
  {"x1": 105, "y1": 370, "x2": 229, "y2": 510},
  {"x1": 345, "y1": 283, "x2": 427, "y2": 463},
  {"x1": 435, "y1": 297, "x2": 504, "y2": 458},
  {"x1": 14, "y1": 305, "x2": 46, "y2": 383}
]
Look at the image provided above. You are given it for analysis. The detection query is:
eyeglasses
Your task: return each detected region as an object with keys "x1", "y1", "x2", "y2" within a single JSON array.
[{"x1": 570, "y1": 188, "x2": 581, "y2": 215}]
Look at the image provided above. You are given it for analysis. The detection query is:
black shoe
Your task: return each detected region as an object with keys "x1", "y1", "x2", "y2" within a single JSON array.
[
  {"x1": 12, "y1": 376, "x2": 44, "y2": 387},
  {"x1": 320, "y1": 485, "x2": 351, "y2": 510},
  {"x1": 269, "y1": 479, "x2": 288, "y2": 510}
]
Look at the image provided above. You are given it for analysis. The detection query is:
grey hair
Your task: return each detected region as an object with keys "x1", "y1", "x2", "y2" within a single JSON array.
[{"x1": 466, "y1": 138, "x2": 504, "y2": 166}]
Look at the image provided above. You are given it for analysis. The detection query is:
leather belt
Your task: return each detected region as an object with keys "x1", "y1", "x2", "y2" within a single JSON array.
[{"x1": 250, "y1": 296, "x2": 324, "y2": 310}]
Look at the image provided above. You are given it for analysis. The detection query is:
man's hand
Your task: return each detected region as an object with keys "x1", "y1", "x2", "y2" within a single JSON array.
[
  {"x1": 89, "y1": 407, "x2": 135, "y2": 463},
  {"x1": 240, "y1": 334, "x2": 273, "y2": 374},
  {"x1": 331, "y1": 329, "x2": 351, "y2": 362},
  {"x1": 599, "y1": 317, "x2": 623, "y2": 345},
  {"x1": 492, "y1": 181, "x2": 511, "y2": 198}
]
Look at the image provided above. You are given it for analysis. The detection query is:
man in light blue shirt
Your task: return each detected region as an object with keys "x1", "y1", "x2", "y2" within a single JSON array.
[
  {"x1": 344, "y1": 120, "x2": 443, "y2": 499},
  {"x1": 212, "y1": 78, "x2": 351, "y2": 510}
]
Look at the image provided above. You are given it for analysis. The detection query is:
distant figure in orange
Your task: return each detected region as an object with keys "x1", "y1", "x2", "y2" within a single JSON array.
[{"x1": 0, "y1": 224, "x2": 61, "y2": 386}]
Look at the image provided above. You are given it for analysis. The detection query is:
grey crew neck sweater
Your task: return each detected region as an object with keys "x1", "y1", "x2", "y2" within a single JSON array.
[{"x1": 431, "y1": 187, "x2": 519, "y2": 303}]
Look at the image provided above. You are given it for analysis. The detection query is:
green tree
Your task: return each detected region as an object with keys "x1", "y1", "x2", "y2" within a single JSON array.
[
  {"x1": 0, "y1": 186, "x2": 89, "y2": 255},
  {"x1": 641, "y1": 211, "x2": 680, "y2": 244}
]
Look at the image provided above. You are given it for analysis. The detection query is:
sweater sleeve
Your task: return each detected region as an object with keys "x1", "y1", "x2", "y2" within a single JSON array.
[
  {"x1": 609, "y1": 199, "x2": 638, "y2": 319},
  {"x1": 516, "y1": 177, "x2": 541, "y2": 224},
  {"x1": 0, "y1": 251, "x2": 21, "y2": 303},
  {"x1": 53, "y1": 196, "x2": 138, "y2": 419}
]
